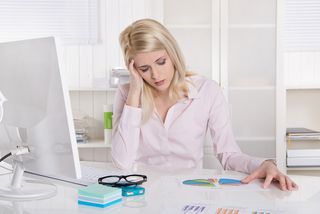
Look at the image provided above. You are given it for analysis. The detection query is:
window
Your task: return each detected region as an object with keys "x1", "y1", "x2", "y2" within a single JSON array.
[
  {"x1": 284, "y1": 0, "x2": 320, "y2": 51},
  {"x1": 0, "y1": 0, "x2": 98, "y2": 45},
  {"x1": 283, "y1": 0, "x2": 320, "y2": 87}
]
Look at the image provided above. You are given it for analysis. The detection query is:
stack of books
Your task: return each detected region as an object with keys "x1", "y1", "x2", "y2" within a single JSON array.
[
  {"x1": 75, "y1": 128, "x2": 88, "y2": 144},
  {"x1": 78, "y1": 184, "x2": 122, "y2": 208},
  {"x1": 73, "y1": 117, "x2": 89, "y2": 144},
  {"x1": 287, "y1": 127, "x2": 320, "y2": 167}
]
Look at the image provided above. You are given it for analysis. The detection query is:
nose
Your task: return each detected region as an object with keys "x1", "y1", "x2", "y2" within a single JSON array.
[{"x1": 151, "y1": 67, "x2": 160, "y2": 80}]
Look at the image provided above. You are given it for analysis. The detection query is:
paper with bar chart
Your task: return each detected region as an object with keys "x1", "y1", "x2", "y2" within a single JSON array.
[{"x1": 161, "y1": 200, "x2": 288, "y2": 214}]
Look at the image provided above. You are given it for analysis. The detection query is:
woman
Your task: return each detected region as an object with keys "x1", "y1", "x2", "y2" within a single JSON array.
[{"x1": 111, "y1": 19, "x2": 297, "y2": 191}]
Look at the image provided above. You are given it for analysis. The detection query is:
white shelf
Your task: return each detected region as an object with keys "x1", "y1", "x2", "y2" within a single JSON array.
[
  {"x1": 229, "y1": 86, "x2": 275, "y2": 90},
  {"x1": 69, "y1": 87, "x2": 117, "y2": 92},
  {"x1": 286, "y1": 85, "x2": 320, "y2": 90},
  {"x1": 77, "y1": 140, "x2": 111, "y2": 148},
  {"x1": 235, "y1": 137, "x2": 275, "y2": 141},
  {"x1": 166, "y1": 24, "x2": 211, "y2": 29},
  {"x1": 229, "y1": 24, "x2": 276, "y2": 29}
]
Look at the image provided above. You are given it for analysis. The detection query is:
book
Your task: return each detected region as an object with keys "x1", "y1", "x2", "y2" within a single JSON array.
[
  {"x1": 286, "y1": 127, "x2": 320, "y2": 136},
  {"x1": 286, "y1": 127, "x2": 320, "y2": 142},
  {"x1": 287, "y1": 157, "x2": 320, "y2": 167},
  {"x1": 287, "y1": 136, "x2": 320, "y2": 141},
  {"x1": 287, "y1": 140, "x2": 320, "y2": 157}
]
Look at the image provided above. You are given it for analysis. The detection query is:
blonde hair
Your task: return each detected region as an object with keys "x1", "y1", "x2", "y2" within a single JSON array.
[{"x1": 119, "y1": 19, "x2": 192, "y2": 123}]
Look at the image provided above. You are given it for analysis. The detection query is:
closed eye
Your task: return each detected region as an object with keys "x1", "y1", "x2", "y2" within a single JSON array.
[
  {"x1": 139, "y1": 66, "x2": 150, "y2": 73},
  {"x1": 157, "y1": 58, "x2": 166, "y2": 65}
]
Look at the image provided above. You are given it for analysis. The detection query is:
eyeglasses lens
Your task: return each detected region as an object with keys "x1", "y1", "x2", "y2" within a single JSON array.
[
  {"x1": 125, "y1": 175, "x2": 144, "y2": 183},
  {"x1": 101, "y1": 176, "x2": 120, "y2": 184}
]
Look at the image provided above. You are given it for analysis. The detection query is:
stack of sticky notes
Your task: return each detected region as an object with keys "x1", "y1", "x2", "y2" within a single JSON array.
[{"x1": 78, "y1": 184, "x2": 122, "y2": 208}]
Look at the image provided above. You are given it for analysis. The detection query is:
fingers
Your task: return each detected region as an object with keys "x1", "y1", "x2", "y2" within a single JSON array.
[
  {"x1": 268, "y1": 174, "x2": 298, "y2": 191},
  {"x1": 263, "y1": 174, "x2": 274, "y2": 189},
  {"x1": 242, "y1": 172, "x2": 298, "y2": 191},
  {"x1": 278, "y1": 175, "x2": 287, "y2": 191},
  {"x1": 128, "y1": 59, "x2": 142, "y2": 80},
  {"x1": 285, "y1": 176, "x2": 299, "y2": 190},
  {"x1": 241, "y1": 171, "x2": 258, "y2": 184},
  {"x1": 285, "y1": 175, "x2": 293, "y2": 191},
  {"x1": 128, "y1": 59, "x2": 136, "y2": 74},
  {"x1": 292, "y1": 181, "x2": 299, "y2": 190},
  {"x1": 263, "y1": 174, "x2": 286, "y2": 190},
  {"x1": 275, "y1": 174, "x2": 299, "y2": 191}
]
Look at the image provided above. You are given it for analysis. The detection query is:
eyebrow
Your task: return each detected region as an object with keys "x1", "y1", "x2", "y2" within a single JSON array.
[
  {"x1": 155, "y1": 56, "x2": 166, "y2": 63},
  {"x1": 137, "y1": 65, "x2": 149, "y2": 69},
  {"x1": 137, "y1": 55, "x2": 166, "y2": 69}
]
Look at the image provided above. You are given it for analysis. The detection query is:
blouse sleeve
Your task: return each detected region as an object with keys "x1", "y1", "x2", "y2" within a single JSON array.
[
  {"x1": 208, "y1": 86, "x2": 266, "y2": 174},
  {"x1": 110, "y1": 85, "x2": 142, "y2": 169}
]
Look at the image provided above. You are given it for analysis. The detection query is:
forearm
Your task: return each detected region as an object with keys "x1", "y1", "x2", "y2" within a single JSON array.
[
  {"x1": 111, "y1": 105, "x2": 141, "y2": 169},
  {"x1": 126, "y1": 89, "x2": 140, "y2": 108},
  {"x1": 217, "y1": 152, "x2": 267, "y2": 174}
]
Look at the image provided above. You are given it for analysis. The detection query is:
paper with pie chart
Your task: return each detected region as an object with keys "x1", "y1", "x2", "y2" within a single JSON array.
[{"x1": 182, "y1": 177, "x2": 242, "y2": 188}]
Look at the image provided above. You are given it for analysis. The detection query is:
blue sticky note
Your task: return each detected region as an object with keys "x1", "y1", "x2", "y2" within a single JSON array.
[
  {"x1": 78, "y1": 184, "x2": 121, "y2": 199},
  {"x1": 78, "y1": 198, "x2": 122, "y2": 208}
]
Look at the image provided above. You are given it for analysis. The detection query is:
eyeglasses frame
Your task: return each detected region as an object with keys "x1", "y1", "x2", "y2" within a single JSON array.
[{"x1": 98, "y1": 174, "x2": 147, "y2": 187}]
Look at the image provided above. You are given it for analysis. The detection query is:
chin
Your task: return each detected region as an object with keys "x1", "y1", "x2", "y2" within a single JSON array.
[{"x1": 157, "y1": 83, "x2": 170, "y2": 90}]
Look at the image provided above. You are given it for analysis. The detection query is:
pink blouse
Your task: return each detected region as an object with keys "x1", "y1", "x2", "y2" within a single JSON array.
[{"x1": 111, "y1": 75, "x2": 266, "y2": 173}]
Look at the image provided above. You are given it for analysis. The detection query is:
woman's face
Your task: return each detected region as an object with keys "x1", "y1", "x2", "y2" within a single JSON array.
[{"x1": 133, "y1": 49, "x2": 175, "y2": 94}]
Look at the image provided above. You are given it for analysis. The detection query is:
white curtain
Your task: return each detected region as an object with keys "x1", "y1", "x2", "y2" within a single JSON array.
[
  {"x1": 0, "y1": 0, "x2": 98, "y2": 45},
  {"x1": 284, "y1": 0, "x2": 320, "y2": 51}
]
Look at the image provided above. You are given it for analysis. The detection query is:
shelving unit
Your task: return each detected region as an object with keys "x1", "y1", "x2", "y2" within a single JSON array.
[
  {"x1": 277, "y1": 0, "x2": 320, "y2": 174},
  {"x1": 222, "y1": 0, "x2": 277, "y2": 158},
  {"x1": 69, "y1": 90, "x2": 115, "y2": 150},
  {"x1": 77, "y1": 139, "x2": 110, "y2": 149},
  {"x1": 162, "y1": 0, "x2": 277, "y2": 164},
  {"x1": 69, "y1": 87, "x2": 117, "y2": 92},
  {"x1": 166, "y1": 24, "x2": 211, "y2": 29},
  {"x1": 285, "y1": 90, "x2": 320, "y2": 173},
  {"x1": 163, "y1": 0, "x2": 218, "y2": 80}
]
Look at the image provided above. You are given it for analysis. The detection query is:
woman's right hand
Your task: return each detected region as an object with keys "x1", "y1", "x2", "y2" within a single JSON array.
[{"x1": 126, "y1": 59, "x2": 143, "y2": 107}]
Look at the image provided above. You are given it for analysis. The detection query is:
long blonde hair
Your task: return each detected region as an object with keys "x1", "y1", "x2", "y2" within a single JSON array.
[{"x1": 119, "y1": 19, "x2": 192, "y2": 123}]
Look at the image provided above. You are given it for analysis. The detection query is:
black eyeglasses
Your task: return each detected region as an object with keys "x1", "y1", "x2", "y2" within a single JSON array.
[{"x1": 98, "y1": 174, "x2": 147, "y2": 187}]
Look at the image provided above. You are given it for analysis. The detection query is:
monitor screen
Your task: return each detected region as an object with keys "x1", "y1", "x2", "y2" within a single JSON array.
[{"x1": 0, "y1": 37, "x2": 81, "y2": 181}]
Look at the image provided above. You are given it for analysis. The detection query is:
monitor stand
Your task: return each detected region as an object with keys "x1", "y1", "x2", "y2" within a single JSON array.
[{"x1": 0, "y1": 156, "x2": 57, "y2": 201}]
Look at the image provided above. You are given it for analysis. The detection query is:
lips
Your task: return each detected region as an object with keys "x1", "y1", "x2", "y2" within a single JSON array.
[{"x1": 155, "y1": 80, "x2": 165, "y2": 86}]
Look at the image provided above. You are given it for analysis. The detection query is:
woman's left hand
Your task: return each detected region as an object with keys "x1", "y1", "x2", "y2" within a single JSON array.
[{"x1": 241, "y1": 160, "x2": 298, "y2": 191}]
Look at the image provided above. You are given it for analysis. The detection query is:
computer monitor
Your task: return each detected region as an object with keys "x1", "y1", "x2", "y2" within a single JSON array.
[{"x1": 0, "y1": 37, "x2": 81, "y2": 201}]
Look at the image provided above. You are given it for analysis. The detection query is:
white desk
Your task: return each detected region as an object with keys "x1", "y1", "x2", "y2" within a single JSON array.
[{"x1": 0, "y1": 161, "x2": 320, "y2": 213}]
